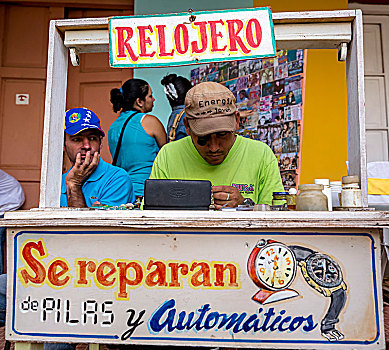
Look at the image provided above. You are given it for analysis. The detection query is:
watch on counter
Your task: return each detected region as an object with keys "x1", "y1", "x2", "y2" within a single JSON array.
[{"x1": 242, "y1": 198, "x2": 255, "y2": 206}]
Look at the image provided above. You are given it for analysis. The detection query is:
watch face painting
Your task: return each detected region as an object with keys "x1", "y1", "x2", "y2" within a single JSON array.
[
  {"x1": 254, "y1": 242, "x2": 297, "y2": 290},
  {"x1": 306, "y1": 253, "x2": 343, "y2": 288}
]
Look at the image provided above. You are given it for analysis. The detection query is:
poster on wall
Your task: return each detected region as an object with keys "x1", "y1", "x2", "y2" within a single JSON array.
[
  {"x1": 7, "y1": 229, "x2": 384, "y2": 348},
  {"x1": 190, "y1": 49, "x2": 305, "y2": 190}
]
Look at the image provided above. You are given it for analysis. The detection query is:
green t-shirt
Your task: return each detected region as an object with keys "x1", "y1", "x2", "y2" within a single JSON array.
[{"x1": 150, "y1": 136, "x2": 284, "y2": 205}]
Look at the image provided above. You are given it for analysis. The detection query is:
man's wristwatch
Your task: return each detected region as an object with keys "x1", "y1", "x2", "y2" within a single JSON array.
[{"x1": 242, "y1": 198, "x2": 255, "y2": 206}]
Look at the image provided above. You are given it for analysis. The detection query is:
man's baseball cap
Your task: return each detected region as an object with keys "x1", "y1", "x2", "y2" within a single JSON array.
[
  {"x1": 64, "y1": 107, "x2": 105, "y2": 136},
  {"x1": 185, "y1": 82, "x2": 237, "y2": 136}
]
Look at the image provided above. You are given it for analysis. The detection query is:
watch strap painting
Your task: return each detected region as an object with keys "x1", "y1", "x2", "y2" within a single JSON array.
[
  {"x1": 321, "y1": 288, "x2": 347, "y2": 341},
  {"x1": 289, "y1": 244, "x2": 347, "y2": 342}
]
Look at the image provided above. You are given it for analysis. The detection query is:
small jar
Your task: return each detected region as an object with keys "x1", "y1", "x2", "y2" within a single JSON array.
[
  {"x1": 341, "y1": 175, "x2": 362, "y2": 207},
  {"x1": 287, "y1": 188, "x2": 297, "y2": 210},
  {"x1": 272, "y1": 192, "x2": 288, "y2": 210},
  {"x1": 296, "y1": 184, "x2": 328, "y2": 211}
]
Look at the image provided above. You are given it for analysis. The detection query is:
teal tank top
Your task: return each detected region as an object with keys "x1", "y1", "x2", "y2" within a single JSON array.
[{"x1": 108, "y1": 111, "x2": 160, "y2": 196}]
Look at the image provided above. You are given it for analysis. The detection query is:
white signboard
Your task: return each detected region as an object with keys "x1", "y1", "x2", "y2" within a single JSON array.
[
  {"x1": 109, "y1": 8, "x2": 276, "y2": 68},
  {"x1": 7, "y1": 229, "x2": 383, "y2": 349}
]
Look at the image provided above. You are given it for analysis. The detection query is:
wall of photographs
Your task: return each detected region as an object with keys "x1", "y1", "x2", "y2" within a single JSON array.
[{"x1": 190, "y1": 50, "x2": 305, "y2": 190}]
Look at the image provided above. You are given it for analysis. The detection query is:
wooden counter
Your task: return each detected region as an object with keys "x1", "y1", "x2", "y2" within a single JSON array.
[{"x1": 2, "y1": 209, "x2": 389, "y2": 229}]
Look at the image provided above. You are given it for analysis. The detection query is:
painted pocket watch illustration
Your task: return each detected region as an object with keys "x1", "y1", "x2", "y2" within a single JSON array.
[{"x1": 247, "y1": 239, "x2": 347, "y2": 342}]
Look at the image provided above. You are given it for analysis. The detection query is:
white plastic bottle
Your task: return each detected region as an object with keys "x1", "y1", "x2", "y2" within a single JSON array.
[
  {"x1": 330, "y1": 181, "x2": 342, "y2": 208},
  {"x1": 314, "y1": 179, "x2": 332, "y2": 211}
]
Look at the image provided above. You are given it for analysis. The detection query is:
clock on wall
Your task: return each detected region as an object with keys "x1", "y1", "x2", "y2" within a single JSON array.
[{"x1": 247, "y1": 239, "x2": 299, "y2": 304}]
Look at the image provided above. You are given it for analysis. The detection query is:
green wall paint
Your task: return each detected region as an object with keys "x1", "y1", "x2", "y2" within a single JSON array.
[{"x1": 133, "y1": 0, "x2": 252, "y2": 126}]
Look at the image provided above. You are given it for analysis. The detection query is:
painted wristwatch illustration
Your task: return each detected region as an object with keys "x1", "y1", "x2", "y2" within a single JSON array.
[{"x1": 247, "y1": 239, "x2": 347, "y2": 342}]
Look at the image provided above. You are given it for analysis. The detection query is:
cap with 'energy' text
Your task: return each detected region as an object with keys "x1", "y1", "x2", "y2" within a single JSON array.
[
  {"x1": 184, "y1": 82, "x2": 237, "y2": 136},
  {"x1": 64, "y1": 107, "x2": 105, "y2": 136}
]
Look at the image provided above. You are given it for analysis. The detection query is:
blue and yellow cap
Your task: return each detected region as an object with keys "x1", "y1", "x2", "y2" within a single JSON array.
[{"x1": 64, "y1": 107, "x2": 105, "y2": 136}]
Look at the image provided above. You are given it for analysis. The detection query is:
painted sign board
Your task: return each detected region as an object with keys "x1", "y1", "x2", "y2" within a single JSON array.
[
  {"x1": 109, "y1": 8, "x2": 276, "y2": 68},
  {"x1": 7, "y1": 229, "x2": 384, "y2": 349}
]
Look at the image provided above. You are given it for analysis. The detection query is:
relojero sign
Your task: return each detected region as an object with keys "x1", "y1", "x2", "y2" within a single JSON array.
[{"x1": 109, "y1": 8, "x2": 275, "y2": 68}]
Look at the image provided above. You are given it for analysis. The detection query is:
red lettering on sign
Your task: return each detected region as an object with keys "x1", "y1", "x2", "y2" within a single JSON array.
[
  {"x1": 209, "y1": 20, "x2": 227, "y2": 53},
  {"x1": 138, "y1": 25, "x2": 156, "y2": 58},
  {"x1": 191, "y1": 21, "x2": 208, "y2": 54},
  {"x1": 96, "y1": 261, "x2": 116, "y2": 287},
  {"x1": 145, "y1": 260, "x2": 168, "y2": 287},
  {"x1": 190, "y1": 262, "x2": 212, "y2": 287},
  {"x1": 174, "y1": 24, "x2": 189, "y2": 55},
  {"x1": 19, "y1": 240, "x2": 71, "y2": 288},
  {"x1": 117, "y1": 261, "x2": 143, "y2": 299},
  {"x1": 47, "y1": 260, "x2": 70, "y2": 287},
  {"x1": 19, "y1": 240, "x2": 47, "y2": 285},
  {"x1": 213, "y1": 263, "x2": 239, "y2": 287},
  {"x1": 156, "y1": 25, "x2": 174, "y2": 57},
  {"x1": 168, "y1": 262, "x2": 189, "y2": 287},
  {"x1": 76, "y1": 260, "x2": 96, "y2": 285},
  {"x1": 246, "y1": 18, "x2": 262, "y2": 48},
  {"x1": 226, "y1": 19, "x2": 250, "y2": 54},
  {"x1": 115, "y1": 27, "x2": 139, "y2": 61}
]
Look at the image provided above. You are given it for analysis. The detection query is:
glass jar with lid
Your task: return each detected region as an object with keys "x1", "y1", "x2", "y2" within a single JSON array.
[
  {"x1": 341, "y1": 175, "x2": 362, "y2": 207},
  {"x1": 272, "y1": 192, "x2": 288, "y2": 210},
  {"x1": 296, "y1": 184, "x2": 328, "y2": 211},
  {"x1": 287, "y1": 188, "x2": 297, "y2": 210}
]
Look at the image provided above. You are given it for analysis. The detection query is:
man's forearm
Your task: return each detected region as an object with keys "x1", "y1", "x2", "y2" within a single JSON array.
[{"x1": 66, "y1": 183, "x2": 87, "y2": 208}]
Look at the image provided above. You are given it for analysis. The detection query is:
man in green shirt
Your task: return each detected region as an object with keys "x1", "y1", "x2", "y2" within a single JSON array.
[{"x1": 150, "y1": 82, "x2": 284, "y2": 209}]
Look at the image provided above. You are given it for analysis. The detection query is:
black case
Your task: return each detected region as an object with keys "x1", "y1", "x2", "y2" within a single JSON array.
[{"x1": 144, "y1": 179, "x2": 212, "y2": 210}]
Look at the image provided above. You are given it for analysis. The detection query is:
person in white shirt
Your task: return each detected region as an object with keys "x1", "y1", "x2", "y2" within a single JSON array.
[
  {"x1": 0, "y1": 171, "x2": 24, "y2": 328},
  {"x1": 0, "y1": 169, "x2": 25, "y2": 273},
  {"x1": 0, "y1": 170, "x2": 25, "y2": 216}
]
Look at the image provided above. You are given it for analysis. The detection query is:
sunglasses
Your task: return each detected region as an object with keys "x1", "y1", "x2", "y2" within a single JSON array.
[{"x1": 197, "y1": 131, "x2": 233, "y2": 146}]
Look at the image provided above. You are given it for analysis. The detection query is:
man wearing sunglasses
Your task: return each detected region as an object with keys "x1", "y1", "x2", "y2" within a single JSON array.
[{"x1": 150, "y1": 82, "x2": 284, "y2": 210}]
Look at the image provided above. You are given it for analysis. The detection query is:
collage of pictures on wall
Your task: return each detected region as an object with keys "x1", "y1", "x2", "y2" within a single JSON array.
[{"x1": 190, "y1": 49, "x2": 305, "y2": 190}]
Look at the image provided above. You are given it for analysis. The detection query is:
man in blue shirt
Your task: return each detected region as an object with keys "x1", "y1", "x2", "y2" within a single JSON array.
[
  {"x1": 30, "y1": 108, "x2": 136, "y2": 350},
  {"x1": 0, "y1": 109, "x2": 134, "y2": 348},
  {"x1": 62, "y1": 107, "x2": 134, "y2": 207}
]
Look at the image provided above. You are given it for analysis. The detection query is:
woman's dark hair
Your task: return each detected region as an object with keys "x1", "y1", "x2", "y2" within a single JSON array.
[
  {"x1": 161, "y1": 74, "x2": 192, "y2": 108},
  {"x1": 110, "y1": 78, "x2": 149, "y2": 112}
]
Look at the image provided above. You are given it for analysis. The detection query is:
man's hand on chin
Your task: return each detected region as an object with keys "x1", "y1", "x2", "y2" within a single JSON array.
[
  {"x1": 212, "y1": 185, "x2": 244, "y2": 210},
  {"x1": 66, "y1": 151, "x2": 100, "y2": 187}
]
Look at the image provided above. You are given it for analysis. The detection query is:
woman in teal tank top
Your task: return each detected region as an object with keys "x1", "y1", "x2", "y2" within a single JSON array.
[{"x1": 108, "y1": 79, "x2": 166, "y2": 199}]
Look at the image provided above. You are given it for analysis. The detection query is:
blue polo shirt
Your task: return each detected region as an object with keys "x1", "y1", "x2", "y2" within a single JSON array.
[{"x1": 61, "y1": 159, "x2": 134, "y2": 207}]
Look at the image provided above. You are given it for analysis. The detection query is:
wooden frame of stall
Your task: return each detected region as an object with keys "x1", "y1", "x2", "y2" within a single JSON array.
[
  {"x1": 40, "y1": 9, "x2": 365, "y2": 208},
  {"x1": 3, "y1": 8, "x2": 389, "y2": 350}
]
